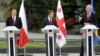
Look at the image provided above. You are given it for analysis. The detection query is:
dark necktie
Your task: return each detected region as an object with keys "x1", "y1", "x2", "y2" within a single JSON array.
[{"x1": 50, "y1": 19, "x2": 52, "y2": 25}]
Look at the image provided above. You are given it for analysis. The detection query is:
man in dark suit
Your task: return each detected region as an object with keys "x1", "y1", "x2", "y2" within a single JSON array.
[
  {"x1": 42, "y1": 10, "x2": 57, "y2": 56},
  {"x1": 6, "y1": 8, "x2": 22, "y2": 56},
  {"x1": 6, "y1": 9, "x2": 22, "y2": 29},
  {"x1": 79, "y1": 5, "x2": 96, "y2": 56}
]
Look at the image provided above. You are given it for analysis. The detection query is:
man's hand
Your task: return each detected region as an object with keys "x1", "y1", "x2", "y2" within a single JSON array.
[{"x1": 79, "y1": 16, "x2": 82, "y2": 22}]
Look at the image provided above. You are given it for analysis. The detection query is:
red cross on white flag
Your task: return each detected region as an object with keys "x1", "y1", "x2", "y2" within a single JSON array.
[{"x1": 56, "y1": 0, "x2": 66, "y2": 48}]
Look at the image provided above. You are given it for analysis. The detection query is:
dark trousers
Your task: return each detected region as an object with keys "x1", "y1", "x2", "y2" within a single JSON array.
[
  {"x1": 10, "y1": 38, "x2": 14, "y2": 56},
  {"x1": 80, "y1": 37, "x2": 92, "y2": 56},
  {"x1": 46, "y1": 37, "x2": 56, "y2": 56}
]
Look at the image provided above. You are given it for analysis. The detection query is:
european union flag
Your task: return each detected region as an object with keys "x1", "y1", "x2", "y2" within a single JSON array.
[
  {"x1": 93, "y1": 35, "x2": 98, "y2": 44},
  {"x1": 91, "y1": 0, "x2": 99, "y2": 44},
  {"x1": 91, "y1": 0, "x2": 94, "y2": 13}
]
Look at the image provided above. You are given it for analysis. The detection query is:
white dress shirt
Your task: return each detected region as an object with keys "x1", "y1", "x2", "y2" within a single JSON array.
[
  {"x1": 12, "y1": 16, "x2": 16, "y2": 22},
  {"x1": 48, "y1": 17, "x2": 52, "y2": 22}
]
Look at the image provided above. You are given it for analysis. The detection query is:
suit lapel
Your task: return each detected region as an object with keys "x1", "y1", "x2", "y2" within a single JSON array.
[
  {"x1": 47, "y1": 17, "x2": 50, "y2": 25},
  {"x1": 89, "y1": 13, "x2": 92, "y2": 20},
  {"x1": 46, "y1": 17, "x2": 55, "y2": 25},
  {"x1": 10, "y1": 16, "x2": 14, "y2": 25},
  {"x1": 86, "y1": 13, "x2": 91, "y2": 21},
  {"x1": 84, "y1": 14, "x2": 87, "y2": 21}
]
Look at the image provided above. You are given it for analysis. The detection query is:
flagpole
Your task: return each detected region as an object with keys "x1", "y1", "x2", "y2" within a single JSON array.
[
  {"x1": 56, "y1": 0, "x2": 66, "y2": 56},
  {"x1": 22, "y1": 0, "x2": 26, "y2": 56},
  {"x1": 23, "y1": 47, "x2": 26, "y2": 56},
  {"x1": 59, "y1": 47, "x2": 62, "y2": 56},
  {"x1": 20, "y1": 0, "x2": 26, "y2": 56},
  {"x1": 19, "y1": 0, "x2": 27, "y2": 56}
]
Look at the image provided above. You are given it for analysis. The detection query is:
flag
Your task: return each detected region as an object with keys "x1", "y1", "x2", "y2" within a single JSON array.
[
  {"x1": 91, "y1": 0, "x2": 94, "y2": 13},
  {"x1": 91, "y1": 0, "x2": 98, "y2": 44},
  {"x1": 56, "y1": 0, "x2": 66, "y2": 48},
  {"x1": 18, "y1": 0, "x2": 28, "y2": 48}
]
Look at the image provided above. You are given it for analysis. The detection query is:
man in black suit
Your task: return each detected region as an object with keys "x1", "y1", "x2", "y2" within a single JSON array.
[
  {"x1": 79, "y1": 5, "x2": 96, "y2": 56},
  {"x1": 6, "y1": 9, "x2": 22, "y2": 29},
  {"x1": 6, "y1": 8, "x2": 22, "y2": 56},
  {"x1": 42, "y1": 10, "x2": 57, "y2": 56}
]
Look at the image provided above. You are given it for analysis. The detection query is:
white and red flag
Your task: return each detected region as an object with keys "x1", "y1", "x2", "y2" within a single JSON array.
[
  {"x1": 56, "y1": 0, "x2": 66, "y2": 48},
  {"x1": 18, "y1": 0, "x2": 28, "y2": 48}
]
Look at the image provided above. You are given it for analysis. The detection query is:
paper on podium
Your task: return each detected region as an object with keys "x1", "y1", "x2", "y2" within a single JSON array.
[
  {"x1": 41, "y1": 25, "x2": 59, "y2": 33},
  {"x1": 2, "y1": 26, "x2": 19, "y2": 32}
]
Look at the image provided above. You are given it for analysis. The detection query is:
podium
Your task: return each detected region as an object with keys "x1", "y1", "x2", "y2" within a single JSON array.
[
  {"x1": 41, "y1": 25, "x2": 59, "y2": 56},
  {"x1": 81, "y1": 25, "x2": 98, "y2": 56},
  {"x1": 2, "y1": 26, "x2": 19, "y2": 56}
]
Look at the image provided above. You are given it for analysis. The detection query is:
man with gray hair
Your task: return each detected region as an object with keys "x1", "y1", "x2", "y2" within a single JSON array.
[{"x1": 79, "y1": 4, "x2": 96, "y2": 56}]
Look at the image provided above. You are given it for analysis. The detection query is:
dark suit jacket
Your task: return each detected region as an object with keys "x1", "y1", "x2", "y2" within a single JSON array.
[
  {"x1": 42, "y1": 17, "x2": 57, "y2": 56},
  {"x1": 80, "y1": 13, "x2": 96, "y2": 25},
  {"x1": 42, "y1": 17, "x2": 58, "y2": 28},
  {"x1": 6, "y1": 16, "x2": 22, "y2": 29},
  {"x1": 42, "y1": 17, "x2": 58, "y2": 38}
]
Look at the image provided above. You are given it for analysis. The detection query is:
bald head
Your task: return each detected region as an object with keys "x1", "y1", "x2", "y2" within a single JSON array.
[{"x1": 85, "y1": 4, "x2": 92, "y2": 13}]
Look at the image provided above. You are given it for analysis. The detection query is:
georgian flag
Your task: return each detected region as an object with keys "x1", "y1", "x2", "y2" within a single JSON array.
[{"x1": 56, "y1": 0, "x2": 66, "y2": 48}]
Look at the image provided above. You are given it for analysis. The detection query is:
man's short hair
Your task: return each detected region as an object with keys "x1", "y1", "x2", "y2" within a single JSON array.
[
  {"x1": 48, "y1": 10, "x2": 54, "y2": 15},
  {"x1": 11, "y1": 8, "x2": 17, "y2": 11}
]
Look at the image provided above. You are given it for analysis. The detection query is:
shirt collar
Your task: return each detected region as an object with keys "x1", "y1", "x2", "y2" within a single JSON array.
[
  {"x1": 87, "y1": 12, "x2": 91, "y2": 16},
  {"x1": 12, "y1": 16, "x2": 16, "y2": 18},
  {"x1": 48, "y1": 17, "x2": 52, "y2": 21},
  {"x1": 12, "y1": 16, "x2": 16, "y2": 21}
]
